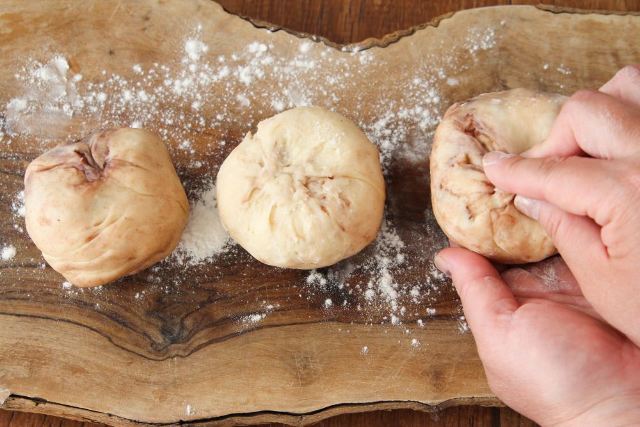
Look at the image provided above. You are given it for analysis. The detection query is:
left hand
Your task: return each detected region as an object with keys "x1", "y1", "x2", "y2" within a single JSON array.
[{"x1": 435, "y1": 248, "x2": 640, "y2": 426}]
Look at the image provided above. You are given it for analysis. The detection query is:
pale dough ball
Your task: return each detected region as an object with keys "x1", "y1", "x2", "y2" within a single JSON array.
[
  {"x1": 430, "y1": 88, "x2": 565, "y2": 263},
  {"x1": 25, "y1": 128, "x2": 189, "y2": 287},
  {"x1": 216, "y1": 106, "x2": 385, "y2": 269}
]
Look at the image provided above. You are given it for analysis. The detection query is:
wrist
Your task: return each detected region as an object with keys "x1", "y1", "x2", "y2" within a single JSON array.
[{"x1": 549, "y1": 395, "x2": 640, "y2": 427}]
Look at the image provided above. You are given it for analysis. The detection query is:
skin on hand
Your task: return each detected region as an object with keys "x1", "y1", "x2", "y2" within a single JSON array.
[{"x1": 435, "y1": 65, "x2": 640, "y2": 426}]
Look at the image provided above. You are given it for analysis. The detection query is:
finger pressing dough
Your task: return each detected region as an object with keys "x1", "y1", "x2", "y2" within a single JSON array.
[
  {"x1": 25, "y1": 128, "x2": 189, "y2": 287},
  {"x1": 216, "y1": 106, "x2": 385, "y2": 269},
  {"x1": 430, "y1": 88, "x2": 565, "y2": 263}
]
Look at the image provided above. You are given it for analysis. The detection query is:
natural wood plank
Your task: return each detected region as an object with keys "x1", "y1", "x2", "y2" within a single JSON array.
[{"x1": 1, "y1": 1, "x2": 638, "y2": 426}]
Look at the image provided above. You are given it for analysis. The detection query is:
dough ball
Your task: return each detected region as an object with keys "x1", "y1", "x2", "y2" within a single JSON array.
[
  {"x1": 25, "y1": 128, "x2": 189, "y2": 287},
  {"x1": 216, "y1": 106, "x2": 385, "y2": 269},
  {"x1": 430, "y1": 88, "x2": 565, "y2": 263}
]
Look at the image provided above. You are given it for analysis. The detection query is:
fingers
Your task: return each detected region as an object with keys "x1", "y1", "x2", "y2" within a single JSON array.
[
  {"x1": 599, "y1": 65, "x2": 640, "y2": 108},
  {"x1": 483, "y1": 152, "x2": 621, "y2": 226},
  {"x1": 513, "y1": 195, "x2": 608, "y2": 266},
  {"x1": 523, "y1": 89, "x2": 640, "y2": 160},
  {"x1": 435, "y1": 247, "x2": 518, "y2": 349}
]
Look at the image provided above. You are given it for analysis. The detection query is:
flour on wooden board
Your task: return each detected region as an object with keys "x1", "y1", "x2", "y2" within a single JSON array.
[
  {"x1": 0, "y1": 21, "x2": 572, "y2": 333},
  {"x1": 1, "y1": 245, "x2": 16, "y2": 261},
  {"x1": 239, "y1": 302, "x2": 278, "y2": 325},
  {"x1": 171, "y1": 183, "x2": 231, "y2": 265}
]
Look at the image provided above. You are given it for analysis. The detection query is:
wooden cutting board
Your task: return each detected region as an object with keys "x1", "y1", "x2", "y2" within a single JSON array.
[{"x1": 1, "y1": 1, "x2": 639, "y2": 425}]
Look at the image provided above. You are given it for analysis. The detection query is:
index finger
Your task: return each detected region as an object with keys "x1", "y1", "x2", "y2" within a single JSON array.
[{"x1": 483, "y1": 153, "x2": 622, "y2": 227}]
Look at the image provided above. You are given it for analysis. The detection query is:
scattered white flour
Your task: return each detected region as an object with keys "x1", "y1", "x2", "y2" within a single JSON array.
[
  {"x1": 0, "y1": 23, "x2": 526, "y2": 330},
  {"x1": 1, "y1": 245, "x2": 16, "y2": 261},
  {"x1": 411, "y1": 338, "x2": 420, "y2": 348},
  {"x1": 299, "y1": 41, "x2": 313, "y2": 53},
  {"x1": 173, "y1": 183, "x2": 230, "y2": 265},
  {"x1": 185, "y1": 404, "x2": 195, "y2": 416},
  {"x1": 557, "y1": 64, "x2": 572, "y2": 75},
  {"x1": 239, "y1": 303, "x2": 277, "y2": 325},
  {"x1": 12, "y1": 191, "x2": 25, "y2": 217},
  {"x1": 465, "y1": 26, "x2": 498, "y2": 54},
  {"x1": 446, "y1": 77, "x2": 459, "y2": 86},
  {"x1": 185, "y1": 39, "x2": 209, "y2": 61},
  {"x1": 390, "y1": 314, "x2": 400, "y2": 325},
  {"x1": 458, "y1": 315, "x2": 470, "y2": 333},
  {"x1": 303, "y1": 217, "x2": 438, "y2": 325},
  {"x1": 242, "y1": 313, "x2": 266, "y2": 323},
  {"x1": 361, "y1": 346, "x2": 369, "y2": 355}
]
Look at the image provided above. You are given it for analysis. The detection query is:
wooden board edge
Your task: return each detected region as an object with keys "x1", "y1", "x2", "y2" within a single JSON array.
[
  {"x1": 212, "y1": 1, "x2": 640, "y2": 52},
  {"x1": 535, "y1": 4, "x2": 640, "y2": 17},
  {"x1": 2, "y1": 394, "x2": 502, "y2": 426}
]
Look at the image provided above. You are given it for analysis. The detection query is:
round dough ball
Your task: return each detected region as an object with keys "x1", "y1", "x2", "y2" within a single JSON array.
[
  {"x1": 216, "y1": 106, "x2": 385, "y2": 269},
  {"x1": 25, "y1": 128, "x2": 189, "y2": 287},
  {"x1": 430, "y1": 88, "x2": 565, "y2": 263}
]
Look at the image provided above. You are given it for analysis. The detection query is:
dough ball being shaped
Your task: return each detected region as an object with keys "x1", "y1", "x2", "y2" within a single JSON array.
[
  {"x1": 216, "y1": 106, "x2": 385, "y2": 269},
  {"x1": 430, "y1": 88, "x2": 565, "y2": 263},
  {"x1": 25, "y1": 128, "x2": 189, "y2": 287}
]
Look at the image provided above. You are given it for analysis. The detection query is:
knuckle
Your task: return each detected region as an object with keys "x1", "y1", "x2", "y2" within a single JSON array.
[
  {"x1": 538, "y1": 207, "x2": 566, "y2": 242},
  {"x1": 561, "y1": 90, "x2": 601, "y2": 121},
  {"x1": 568, "y1": 89, "x2": 600, "y2": 106},
  {"x1": 612, "y1": 162, "x2": 640, "y2": 207},
  {"x1": 615, "y1": 64, "x2": 640, "y2": 85},
  {"x1": 537, "y1": 156, "x2": 564, "y2": 184},
  {"x1": 456, "y1": 275, "x2": 485, "y2": 302},
  {"x1": 539, "y1": 156, "x2": 584, "y2": 198}
]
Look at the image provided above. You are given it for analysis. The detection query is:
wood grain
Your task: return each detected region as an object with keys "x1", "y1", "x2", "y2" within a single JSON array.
[
  {"x1": 217, "y1": 0, "x2": 640, "y2": 44},
  {"x1": 1, "y1": 1, "x2": 639, "y2": 426}
]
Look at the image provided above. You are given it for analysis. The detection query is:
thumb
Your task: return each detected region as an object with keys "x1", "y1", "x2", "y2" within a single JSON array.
[{"x1": 435, "y1": 247, "x2": 517, "y2": 352}]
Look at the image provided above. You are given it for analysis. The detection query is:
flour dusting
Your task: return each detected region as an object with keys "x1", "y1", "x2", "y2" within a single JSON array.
[
  {"x1": 0, "y1": 20, "x2": 567, "y2": 333},
  {"x1": 1, "y1": 245, "x2": 16, "y2": 261},
  {"x1": 172, "y1": 183, "x2": 231, "y2": 265}
]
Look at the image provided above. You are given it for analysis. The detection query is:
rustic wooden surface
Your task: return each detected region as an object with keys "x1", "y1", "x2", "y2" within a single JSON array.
[{"x1": 1, "y1": 1, "x2": 639, "y2": 426}]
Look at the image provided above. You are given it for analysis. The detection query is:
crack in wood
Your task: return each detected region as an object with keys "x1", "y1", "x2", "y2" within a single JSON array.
[{"x1": 4, "y1": 393, "x2": 501, "y2": 426}]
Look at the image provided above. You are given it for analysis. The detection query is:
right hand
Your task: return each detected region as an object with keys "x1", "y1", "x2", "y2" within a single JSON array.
[
  {"x1": 435, "y1": 65, "x2": 640, "y2": 426},
  {"x1": 482, "y1": 65, "x2": 640, "y2": 347}
]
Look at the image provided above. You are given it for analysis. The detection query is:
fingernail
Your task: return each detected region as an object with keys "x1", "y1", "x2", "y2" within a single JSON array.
[
  {"x1": 514, "y1": 195, "x2": 541, "y2": 220},
  {"x1": 483, "y1": 151, "x2": 515, "y2": 168},
  {"x1": 434, "y1": 252, "x2": 451, "y2": 277}
]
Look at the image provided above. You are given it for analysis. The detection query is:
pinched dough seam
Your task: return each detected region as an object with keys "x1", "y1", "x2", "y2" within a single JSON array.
[
  {"x1": 107, "y1": 175, "x2": 189, "y2": 215},
  {"x1": 243, "y1": 173, "x2": 360, "y2": 242},
  {"x1": 436, "y1": 174, "x2": 513, "y2": 221},
  {"x1": 242, "y1": 172, "x2": 381, "y2": 205}
]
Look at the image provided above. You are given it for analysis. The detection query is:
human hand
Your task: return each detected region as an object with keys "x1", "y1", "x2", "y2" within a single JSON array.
[{"x1": 435, "y1": 65, "x2": 640, "y2": 426}]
